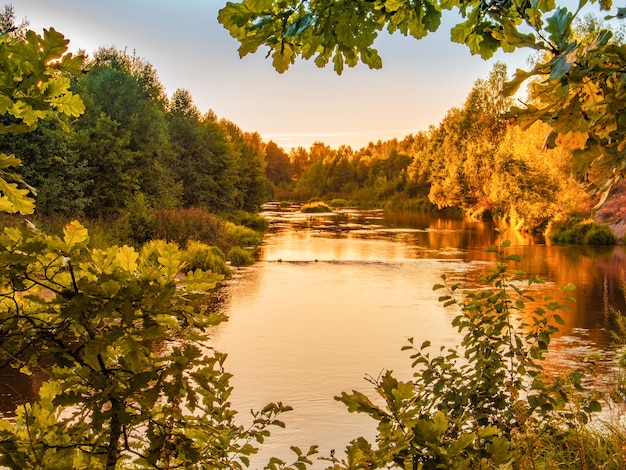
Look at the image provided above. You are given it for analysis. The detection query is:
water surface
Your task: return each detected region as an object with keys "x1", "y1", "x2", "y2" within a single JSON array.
[{"x1": 211, "y1": 208, "x2": 626, "y2": 467}]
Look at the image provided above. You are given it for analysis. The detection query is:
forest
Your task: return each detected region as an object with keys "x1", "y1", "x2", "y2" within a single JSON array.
[{"x1": 1, "y1": 0, "x2": 626, "y2": 468}]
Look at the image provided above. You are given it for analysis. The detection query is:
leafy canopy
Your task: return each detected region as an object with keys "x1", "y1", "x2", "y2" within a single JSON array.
[{"x1": 218, "y1": 0, "x2": 626, "y2": 200}]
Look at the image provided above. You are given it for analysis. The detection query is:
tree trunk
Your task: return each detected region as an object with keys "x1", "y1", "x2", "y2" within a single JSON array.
[{"x1": 106, "y1": 399, "x2": 123, "y2": 470}]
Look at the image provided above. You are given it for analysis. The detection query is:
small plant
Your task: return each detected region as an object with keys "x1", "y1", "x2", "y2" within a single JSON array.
[
  {"x1": 329, "y1": 239, "x2": 602, "y2": 469},
  {"x1": 120, "y1": 192, "x2": 156, "y2": 246},
  {"x1": 583, "y1": 224, "x2": 616, "y2": 245},
  {"x1": 228, "y1": 246, "x2": 255, "y2": 267},
  {"x1": 330, "y1": 198, "x2": 349, "y2": 208},
  {"x1": 301, "y1": 201, "x2": 332, "y2": 213},
  {"x1": 226, "y1": 210, "x2": 270, "y2": 232}
]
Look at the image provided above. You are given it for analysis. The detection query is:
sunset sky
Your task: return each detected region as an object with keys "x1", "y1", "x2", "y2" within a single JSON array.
[{"x1": 16, "y1": 0, "x2": 532, "y2": 150}]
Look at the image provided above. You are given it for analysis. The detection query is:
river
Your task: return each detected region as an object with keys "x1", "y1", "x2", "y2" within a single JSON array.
[{"x1": 211, "y1": 207, "x2": 626, "y2": 468}]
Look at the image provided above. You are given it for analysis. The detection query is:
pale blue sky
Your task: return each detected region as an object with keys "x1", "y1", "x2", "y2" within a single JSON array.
[{"x1": 15, "y1": 0, "x2": 531, "y2": 150}]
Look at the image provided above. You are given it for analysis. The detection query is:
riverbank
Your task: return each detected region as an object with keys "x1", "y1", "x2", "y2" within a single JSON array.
[{"x1": 596, "y1": 180, "x2": 626, "y2": 241}]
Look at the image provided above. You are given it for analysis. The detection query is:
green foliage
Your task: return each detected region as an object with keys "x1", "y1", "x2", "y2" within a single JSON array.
[
  {"x1": 167, "y1": 91, "x2": 239, "y2": 211},
  {"x1": 550, "y1": 219, "x2": 616, "y2": 245},
  {"x1": 74, "y1": 53, "x2": 181, "y2": 215},
  {"x1": 0, "y1": 116, "x2": 91, "y2": 216},
  {"x1": 301, "y1": 201, "x2": 333, "y2": 213},
  {"x1": 227, "y1": 246, "x2": 255, "y2": 267},
  {"x1": 224, "y1": 221, "x2": 263, "y2": 248},
  {"x1": 330, "y1": 198, "x2": 349, "y2": 208},
  {"x1": 182, "y1": 241, "x2": 230, "y2": 276},
  {"x1": 265, "y1": 140, "x2": 292, "y2": 185},
  {"x1": 220, "y1": 121, "x2": 273, "y2": 212},
  {"x1": 0, "y1": 219, "x2": 299, "y2": 468},
  {"x1": 226, "y1": 210, "x2": 270, "y2": 232},
  {"x1": 219, "y1": 0, "x2": 626, "y2": 201},
  {"x1": 118, "y1": 192, "x2": 156, "y2": 246},
  {"x1": 583, "y1": 224, "x2": 617, "y2": 245},
  {"x1": 329, "y1": 239, "x2": 602, "y2": 469},
  {"x1": 0, "y1": 27, "x2": 84, "y2": 215}
]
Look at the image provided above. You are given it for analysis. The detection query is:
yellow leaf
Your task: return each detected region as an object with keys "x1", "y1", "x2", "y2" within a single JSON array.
[
  {"x1": 555, "y1": 131, "x2": 588, "y2": 150},
  {"x1": 63, "y1": 220, "x2": 89, "y2": 249},
  {"x1": 115, "y1": 245, "x2": 139, "y2": 273}
]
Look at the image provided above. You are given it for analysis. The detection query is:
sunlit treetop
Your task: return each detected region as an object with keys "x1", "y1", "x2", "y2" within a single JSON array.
[{"x1": 219, "y1": 0, "x2": 626, "y2": 204}]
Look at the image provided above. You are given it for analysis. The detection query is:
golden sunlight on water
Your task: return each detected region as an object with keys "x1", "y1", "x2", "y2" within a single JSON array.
[{"x1": 210, "y1": 209, "x2": 626, "y2": 468}]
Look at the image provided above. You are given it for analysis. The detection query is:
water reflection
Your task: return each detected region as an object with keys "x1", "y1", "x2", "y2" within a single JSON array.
[{"x1": 211, "y1": 208, "x2": 626, "y2": 467}]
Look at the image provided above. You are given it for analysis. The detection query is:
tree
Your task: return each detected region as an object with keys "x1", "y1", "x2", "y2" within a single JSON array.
[
  {"x1": 74, "y1": 51, "x2": 181, "y2": 214},
  {"x1": 219, "y1": 119, "x2": 271, "y2": 212},
  {"x1": 0, "y1": 25, "x2": 315, "y2": 470},
  {"x1": 167, "y1": 92, "x2": 238, "y2": 211},
  {"x1": 218, "y1": 0, "x2": 626, "y2": 201},
  {"x1": 0, "y1": 116, "x2": 90, "y2": 216},
  {"x1": 264, "y1": 140, "x2": 292, "y2": 185}
]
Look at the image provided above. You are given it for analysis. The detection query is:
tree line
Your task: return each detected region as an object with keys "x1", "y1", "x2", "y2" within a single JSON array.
[
  {"x1": 0, "y1": 46, "x2": 272, "y2": 221},
  {"x1": 268, "y1": 63, "x2": 587, "y2": 233}
]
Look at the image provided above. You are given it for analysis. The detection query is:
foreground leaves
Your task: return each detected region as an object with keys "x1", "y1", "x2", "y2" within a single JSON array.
[
  {"x1": 0, "y1": 26, "x2": 85, "y2": 214},
  {"x1": 0, "y1": 221, "x2": 311, "y2": 468}
]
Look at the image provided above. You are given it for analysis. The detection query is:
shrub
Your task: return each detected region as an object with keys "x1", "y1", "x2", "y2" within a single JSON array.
[
  {"x1": 224, "y1": 222, "x2": 263, "y2": 249},
  {"x1": 227, "y1": 246, "x2": 255, "y2": 267},
  {"x1": 182, "y1": 241, "x2": 230, "y2": 276},
  {"x1": 330, "y1": 198, "x2": 349, "y2": 208},
  {"x1": 301, "y1": 201, "x2": 332, "y2": 213},
  {"x1": 153, "y1": 207, "x2": 225, "y2": 248},
  {"x1": 551, "y1": 218, "x2": 616, "y2": 245},
  {"x1": 226, "y1": 210, "x2": 270, "y2": 232},
  {"x1": 584, "y1": 225, "x2": 616, "y2": 245},
  {"x1": 332, "y1": 240, "x2": 603, "y2": 469},
  {"x1": 121, "y1": 193, "x2": 156, "y2": 246}
]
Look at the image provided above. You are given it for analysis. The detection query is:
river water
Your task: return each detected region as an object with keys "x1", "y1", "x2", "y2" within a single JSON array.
[{"x1": 211, "y1": 207, "x2": 626, "y2": 468}]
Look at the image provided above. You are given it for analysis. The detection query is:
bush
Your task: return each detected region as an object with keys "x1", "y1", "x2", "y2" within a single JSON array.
[
  {"x1": 330, "y1": 198, "x2": 349, "y2": 208},
  {"x1": 153, "y1": 207, "x2": 225, "y2": 248},
  {"x1": 551, "y1": 218, "x2": 616, "y2": 245},
  {"x1": 301, "y1": 201, "x2": 332, "y2": 213},
  {"x1": 226, "y1": 211, "x2": 269, "y2": 232},
  {"x1": 227, "y1": 246, "x2": 255, "y2": 267},
  {"x1": 120, "y1": 193, "x2": 156, "y2": 246},
  {"x1": 182, "y1": 241, "x2": 230, "y2": 276},
  {"x1": 584, "y1": 225, "x2": 616, "y2": 245},
  {"x1": 224, "y1": 222, "x2": 263, "y2": 248},
  {"x1": 332, "y1": 240, "x2": 605, "y2": 469}
]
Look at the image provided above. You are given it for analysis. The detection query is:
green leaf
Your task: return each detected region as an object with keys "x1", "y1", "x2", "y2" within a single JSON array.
[
  {"x1": 50, "y1": 91, "x2": 85, "y2": 117},
  {"x1": 0, "y1": 153, "x2": 22, "y2": 170},
  {"x1": 545, "y1": 7, "x2": 574, "y2": 46}
]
